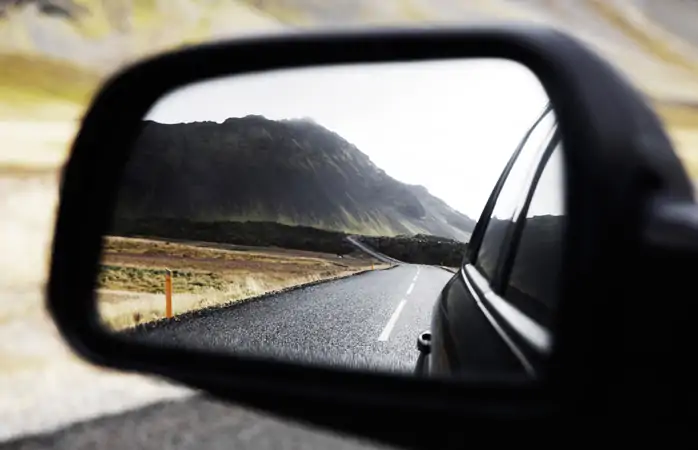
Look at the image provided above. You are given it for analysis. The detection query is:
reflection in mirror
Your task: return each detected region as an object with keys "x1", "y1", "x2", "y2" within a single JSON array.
[{"x1": 95, "y1": 58, "x2": 562, "y2": 379}]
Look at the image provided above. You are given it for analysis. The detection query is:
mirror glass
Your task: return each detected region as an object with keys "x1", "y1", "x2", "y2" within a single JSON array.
[{"x1": 96, "y1": 58, "x2": 565, "y2": 379}]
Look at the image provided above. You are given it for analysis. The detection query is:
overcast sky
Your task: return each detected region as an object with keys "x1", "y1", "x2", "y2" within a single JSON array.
[{"x1": 145, "y1": 58, "x2": 553, "y2": 218}]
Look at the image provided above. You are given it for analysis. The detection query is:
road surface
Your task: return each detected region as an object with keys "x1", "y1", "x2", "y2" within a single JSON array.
[
  {"x1": 129, "y1": 265, "x2": 451, "y2": 373},
  {"x1": 3, "y1": 395, "x2": 396, "y2": 450}
]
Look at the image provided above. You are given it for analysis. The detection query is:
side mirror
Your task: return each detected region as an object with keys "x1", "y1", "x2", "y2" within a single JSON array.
[{"x1": 48, "y1": 26, "x2": 697, "y2": 447}]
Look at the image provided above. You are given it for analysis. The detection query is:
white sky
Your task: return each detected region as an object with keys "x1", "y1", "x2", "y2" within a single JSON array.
[{"x1": 145, "y1": 58, "x2": 552, "y2": 218}]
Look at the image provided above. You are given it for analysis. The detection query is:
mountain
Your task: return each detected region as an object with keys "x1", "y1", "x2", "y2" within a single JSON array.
[{"x1": 113, "y1": 115, "x2": 476, "y2": 241}]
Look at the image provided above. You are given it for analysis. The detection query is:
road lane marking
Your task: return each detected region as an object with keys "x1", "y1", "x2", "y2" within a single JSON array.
[
  {"x1": 378, "y1": 299, "x2": 407, "y2": 341},
  {"x1": 406, "y1": 282, "x2": 415, "y2": 295}
]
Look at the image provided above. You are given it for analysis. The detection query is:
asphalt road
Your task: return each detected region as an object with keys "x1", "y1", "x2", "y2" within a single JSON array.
[
  {"x1": 3, "y1": 395, "x2": 395, "y2": 450},
  {"x1": 128, "y1": 264, "x2": 452, "y2": 374}
]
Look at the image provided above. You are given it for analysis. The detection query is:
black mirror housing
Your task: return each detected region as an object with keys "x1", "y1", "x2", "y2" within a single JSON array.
[{"x1": 48, "y1": 25, "x2": 697, "y2": 446}]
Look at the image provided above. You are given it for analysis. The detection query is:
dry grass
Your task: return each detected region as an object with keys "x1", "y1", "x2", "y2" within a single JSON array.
[
  {"x1": 588, "y1": 0, "x2": 698, "y2": 76},
  {"x1": 0, "y1": 54, "x2": 90, "y2": 178},
  {"x1": 0, "y1": 120, "x2": 78, "y2": 169},
  {"x1": 96, "y1": 236, "x2": 385, "y2": 330},
  {"x1": 655, "y1": 102, "x2": 698, "y2": 129},
  {"x1": 221, "y1": 0, "x2": 312, "y2": 25},
  {"x1": 654, "y1": 102, "x2": 698, "y2": 178},
  {"x1": 0, "y1": 54, "x2": 100, "y2": 108},
  {"x1": 668, "y1": 129, "x2": 698, "y2": 177},
  {"x1": 102, "y1": 235, "x2": 358, "y2": 263}
]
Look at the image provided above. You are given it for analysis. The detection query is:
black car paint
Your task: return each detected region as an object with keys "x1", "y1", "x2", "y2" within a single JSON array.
[
  {"x1": 421, "y1": 108, "x2": 559, "y2": 378},
  {"x1": 429, "y1": 269, "x2": 527, "y2": 376}
]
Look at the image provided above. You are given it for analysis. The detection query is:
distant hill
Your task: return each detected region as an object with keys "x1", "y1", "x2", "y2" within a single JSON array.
[
  {"x1": 108, "y1": 218, "x2": 359, "y2": 256},
  {"x1": 0, "y1": 0, "x2": 283, "y2": 77},
  {"x1": 113, "y1": 116, "x2": 475, "y2": 241},
  {"x1": 360, "y1": 233, "x2": 467, "y2": 267}
]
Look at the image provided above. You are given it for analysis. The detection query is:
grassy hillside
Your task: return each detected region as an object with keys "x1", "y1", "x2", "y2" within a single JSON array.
[
  {"x1": 0, "y1": 0, "x2": 283, "y2": 69},
  {"x1": 114, "y1": 116, "x2": 475, "y2": 240},
  {"x1": 3, "y1": 0, "x2": 698, "y2": 181},
  {"x1": 96, "y1": 235, "x2": 381, "y2": 330},
  {"x1": 109, "y1": 217, "x2": 467, "y2": 267},
  {"x1": 360, "y1": 234, "x2": 467, "y2": 267},
  {"x1": 0, "y1": 53, "x2": 99, "y2": 119},
  {"x1": 110, "y1": 218, "x2": 358, "y2": 255},
  {"x1": 654, "y1": 101, "x2": 698, "y2": 177}
]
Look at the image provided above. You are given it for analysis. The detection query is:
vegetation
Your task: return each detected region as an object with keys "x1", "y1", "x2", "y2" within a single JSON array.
[
  {"x1": 115, "y1": 116, "x2": 475, "y2": 241},
  {"x1": 109, "y1": 217, "x2": 469, "y2": 267},
  {"x1": 97, "y1": 236, "x2": 382, "y2": 330},
  {"x1": 0, "y1": 54, "x2": 99, "y2": 121},
  {"x1": 98, "y1": 265, "x2": 228, "y2": 294},
  {"x1": 359, "y1": 234, "x2": 467, "y2": 267},
  {"x1": 109, "y1": 218, "x2": 358, "y2": 255},
  {"x1": 654, "y1": 102, "x2": 698, "y2": 176},
  {"x1": 588, "y1": 0, "x2": 698, "y2": 75}
]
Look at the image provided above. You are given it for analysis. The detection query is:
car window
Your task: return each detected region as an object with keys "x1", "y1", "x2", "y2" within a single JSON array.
[
  {"x1": 504, "y1": 142, "x2": 565, "y2": 328},
  {"x1": 474, "y1": 108, "x2": 557, "y2": 283}
]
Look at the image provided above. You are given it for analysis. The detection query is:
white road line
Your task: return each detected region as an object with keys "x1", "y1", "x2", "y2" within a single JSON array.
[
  {"x1": 378, "y1": 299, "x2": 407, "y2": 341},
  {"x1": 406, "y1": 282, "x2": 415, "y2": 295}
]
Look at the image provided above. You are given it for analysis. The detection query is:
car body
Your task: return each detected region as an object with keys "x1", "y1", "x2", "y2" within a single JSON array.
[{"x1": 418, "y1": 104, "x2": 563, "y2": 378}]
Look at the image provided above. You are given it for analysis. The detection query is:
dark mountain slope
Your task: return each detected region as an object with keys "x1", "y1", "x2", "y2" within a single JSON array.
[{"x1": 113, "y1": 115, "x2": 475, "y2": 241}]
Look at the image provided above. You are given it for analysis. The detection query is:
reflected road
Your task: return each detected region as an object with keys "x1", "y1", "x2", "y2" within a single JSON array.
[{"x1": 129, "y1": 265, "x2": 452, "y2": 373}]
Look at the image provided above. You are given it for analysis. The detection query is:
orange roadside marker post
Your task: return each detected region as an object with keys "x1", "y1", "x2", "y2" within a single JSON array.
[{"x1": 165, "y1": 268, "x2": 173, "y2": 318}]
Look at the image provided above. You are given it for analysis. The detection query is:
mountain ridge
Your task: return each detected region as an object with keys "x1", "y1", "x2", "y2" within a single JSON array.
[{"x1": 114, "y1": 115, "x2": 475, "y2": 241}]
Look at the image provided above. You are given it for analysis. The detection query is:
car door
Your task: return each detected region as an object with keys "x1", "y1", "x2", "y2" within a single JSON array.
[
  {"x1": 426, "y1": 105, "x2": 558, "y2": 377},
  {"x1": 497, "y1": 138, "x2": 564, "y2": 360},
  {"x1": 464, "y1": 135, "x2": 563, "y2": 374}
]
